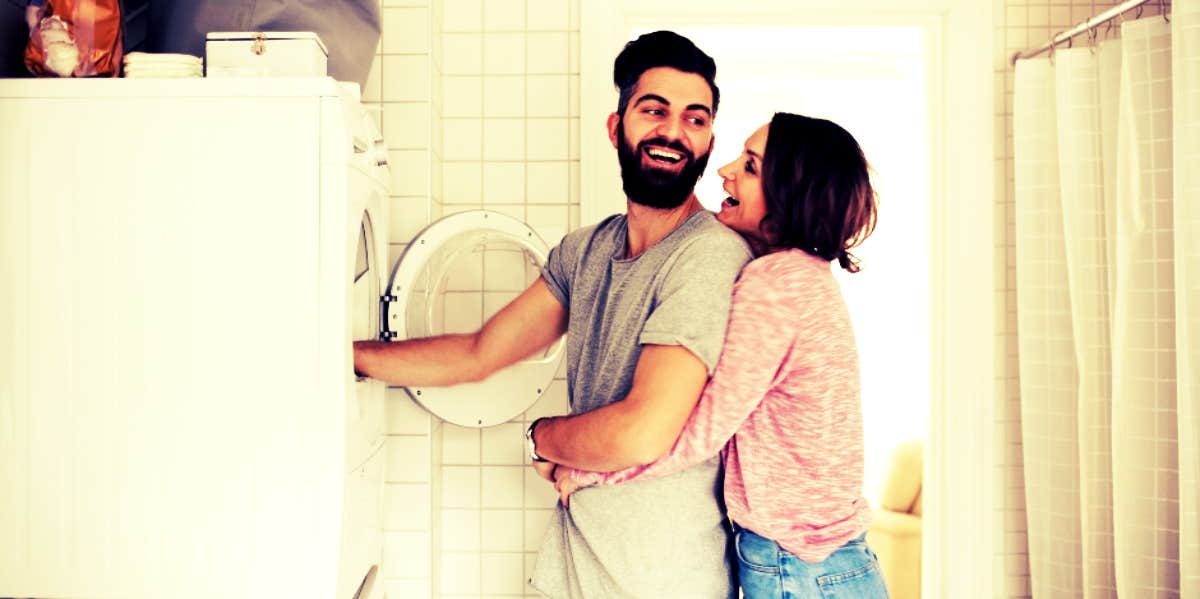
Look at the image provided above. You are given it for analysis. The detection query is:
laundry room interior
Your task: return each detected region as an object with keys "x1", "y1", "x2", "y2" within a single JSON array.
[
  {"x1": 1, "y1": 0, "x2": 1195, "y2": 597},
  {"x1": 358, "y1": 1, "x2": 1191, "y2": 597}
]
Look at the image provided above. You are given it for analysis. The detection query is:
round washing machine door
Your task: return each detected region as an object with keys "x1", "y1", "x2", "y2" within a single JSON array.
[{"x1": 383, "y1": 210, "x2": 565, "y2": 428}]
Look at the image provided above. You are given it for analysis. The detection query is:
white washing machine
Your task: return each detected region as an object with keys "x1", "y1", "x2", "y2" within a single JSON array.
[{"x1": 0, "y1": 77, "x2": 390, "y2": 599}]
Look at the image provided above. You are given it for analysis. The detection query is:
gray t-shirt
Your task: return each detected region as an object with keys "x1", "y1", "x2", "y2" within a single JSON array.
[{"x1": 531, "y1": 210, "x2": 752, "y2": 599}]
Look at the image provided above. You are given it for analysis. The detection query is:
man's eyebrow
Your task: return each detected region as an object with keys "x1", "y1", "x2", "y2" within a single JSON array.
[
  {"x1": 632, "y1": 93, "x2": 670, "y2": 107},
  {"x1": 632, "y1": 94, "x2": 713, "y2": 117}
]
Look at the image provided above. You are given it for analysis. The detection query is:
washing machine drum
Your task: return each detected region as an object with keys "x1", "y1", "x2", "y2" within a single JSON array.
[{"x1": 383, "y1": 210, "x2": 565, "y2": 428}]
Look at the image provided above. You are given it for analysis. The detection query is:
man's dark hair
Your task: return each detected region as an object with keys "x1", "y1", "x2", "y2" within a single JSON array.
[
  {"x1": 613, "y1": 31, "x2": 719, "y2": 117},
  {"x1": 759, "y1": 112, "x2": 878, "y2": 273}
]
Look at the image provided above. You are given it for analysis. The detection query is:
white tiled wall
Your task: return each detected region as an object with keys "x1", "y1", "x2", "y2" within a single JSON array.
[
  {"x1": 992, "y1": 2, "x2": 1165, "y2": 597},
  {"x1": 365, "y1": 2, "x2": 437, "y2": 597},
  {"x1": 370, "y1": 0, "x2": 579, "y2": 596}
]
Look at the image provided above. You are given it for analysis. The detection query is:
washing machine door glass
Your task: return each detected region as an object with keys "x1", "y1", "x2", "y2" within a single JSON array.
[
  {"x1": 353, "y1": 213, "x2": 380, "y2": 342},
  {"x1": 351, "y1": 209, "x2": 387, "y2": 464},
  {"x1": 385, "y1": 210, "x2": 565, "y2": 428}
]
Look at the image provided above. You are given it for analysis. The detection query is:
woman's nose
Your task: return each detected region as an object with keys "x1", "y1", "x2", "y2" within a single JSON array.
[{"x1": 717, "y1": 159, "x2": 736, "y2": 180}]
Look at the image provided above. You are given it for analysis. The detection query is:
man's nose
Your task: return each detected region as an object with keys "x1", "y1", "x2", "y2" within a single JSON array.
[{"x1": 655, "y1": 117, "x2": 683, "y2": 141}]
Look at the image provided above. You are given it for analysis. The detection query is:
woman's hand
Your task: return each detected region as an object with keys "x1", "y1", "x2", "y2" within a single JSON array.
[
  {"x1": 531, "y1": 459, "x2": 557, "y2": 482},
  {"x1": 532, "y1": 461, "x2": 591, "y2": 508},
  {"x1": 554, "y1": 468, "x2": 587, "y2": 508}
]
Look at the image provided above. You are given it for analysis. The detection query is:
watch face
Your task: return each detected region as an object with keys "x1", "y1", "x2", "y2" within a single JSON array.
[{"x1": 526, "y1": 419, "x2": 547, "y2": 462}]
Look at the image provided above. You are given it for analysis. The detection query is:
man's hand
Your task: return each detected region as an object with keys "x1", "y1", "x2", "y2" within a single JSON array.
[
  {"x1": 531, "y1": 459, "x2": 557, "y2": 482},
  {"x1": 554, "y1": 468, "x2": 586, "y2": 508},
  {"x1": 528, "y1": 344, "x2": 709, "y2": 471}
]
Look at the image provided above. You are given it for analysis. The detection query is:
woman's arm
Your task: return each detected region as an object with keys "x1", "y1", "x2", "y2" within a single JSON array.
[{"x1": 561, "y1": 261, "x2": 801, "y2": 488}]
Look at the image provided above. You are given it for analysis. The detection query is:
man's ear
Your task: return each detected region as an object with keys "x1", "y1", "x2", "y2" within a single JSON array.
[{"x1": 607, "y1": 113, "x2": 620, "y2": 149}]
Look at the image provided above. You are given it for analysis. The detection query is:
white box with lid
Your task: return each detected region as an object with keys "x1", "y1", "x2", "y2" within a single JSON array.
[{"x1": 205, "y1": 31, "x2": 328, "y2": 78}]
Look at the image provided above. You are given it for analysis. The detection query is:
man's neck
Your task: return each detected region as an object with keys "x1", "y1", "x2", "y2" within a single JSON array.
[{"x1": 623, "y1": 195, "x2": 705, "y2": 259}]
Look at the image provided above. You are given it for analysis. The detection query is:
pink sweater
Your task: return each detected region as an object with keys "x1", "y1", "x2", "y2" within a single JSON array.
[{"x1": 564, "y1": 249, "x2": 871, "y2": 562}]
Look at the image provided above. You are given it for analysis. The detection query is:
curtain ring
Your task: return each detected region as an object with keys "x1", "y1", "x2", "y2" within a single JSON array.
[
  {"x1": 1160, "y1": 0, "x2": 1170, "y2": 23},
  {"x1": 1088, "y1": 24, "x2": 1099, "y2": 53},
  {"x1": 1135, "y1": 3, "x2": 1144, "y2": 19}
]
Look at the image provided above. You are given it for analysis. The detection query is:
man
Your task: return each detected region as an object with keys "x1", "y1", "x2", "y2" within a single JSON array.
[{"x1": 354, "y1": 31, "x2": 751, "y2": 598}]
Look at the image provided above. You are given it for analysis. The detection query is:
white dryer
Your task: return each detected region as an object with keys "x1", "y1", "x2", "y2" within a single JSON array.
[{"x1": 0, "y1": 77, "x2": 389, "y2": 599}]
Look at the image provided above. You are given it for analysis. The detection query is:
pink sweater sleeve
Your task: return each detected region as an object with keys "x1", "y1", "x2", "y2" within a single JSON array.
[{"x1": 563, "y1": 260, "x2": 799, "y2": 487}]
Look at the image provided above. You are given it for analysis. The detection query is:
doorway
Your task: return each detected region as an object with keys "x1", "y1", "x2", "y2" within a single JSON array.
[
  {"x1": 673, "y1": 24, "x2": 931, "y2": 504},
  {"x1": 579, "y1": 2, "x2": 996, "y2": 596}
]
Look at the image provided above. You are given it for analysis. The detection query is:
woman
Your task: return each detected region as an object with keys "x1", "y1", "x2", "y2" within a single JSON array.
[{"x1": 555, "y1": 112, "x2": 888, "y2": 598}]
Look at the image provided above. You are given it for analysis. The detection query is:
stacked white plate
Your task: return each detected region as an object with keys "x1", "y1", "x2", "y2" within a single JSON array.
[{"x1": 123, "y1": 52, "x2": 203, "y2": 78}]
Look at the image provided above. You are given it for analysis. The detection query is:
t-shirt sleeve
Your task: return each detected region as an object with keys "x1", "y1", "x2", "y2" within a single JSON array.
[
  {"x1": 540, "y1": 227, "x2": 585, "y2": 308},
  {"x1": 638, "y1": 231, "x2": 752, "y2": 373}
]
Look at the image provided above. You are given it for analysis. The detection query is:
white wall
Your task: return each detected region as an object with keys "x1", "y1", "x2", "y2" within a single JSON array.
[{"x1": 359, "y1": 3, "x2": 439, "y2": 596}]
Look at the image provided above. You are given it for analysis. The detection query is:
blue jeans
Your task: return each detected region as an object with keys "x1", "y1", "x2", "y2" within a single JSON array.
[{"x1": 733, "y1": 525, "x2": 890, "y2": 599}]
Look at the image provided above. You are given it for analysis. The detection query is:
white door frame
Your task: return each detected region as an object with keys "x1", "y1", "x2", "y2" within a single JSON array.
[{"x1": 579, "y1": 2, "x2": 996, "y2": 597}]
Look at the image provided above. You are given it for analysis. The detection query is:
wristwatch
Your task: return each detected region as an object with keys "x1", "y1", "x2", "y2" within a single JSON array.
[{"x1": 525, "y1": 417, "x2": 549, "y2": 462}]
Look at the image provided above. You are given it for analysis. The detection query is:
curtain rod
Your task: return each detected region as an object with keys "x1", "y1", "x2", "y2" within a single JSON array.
[{"x1": 1010, "y1": 0, "x2": 1166, "y2": 65}]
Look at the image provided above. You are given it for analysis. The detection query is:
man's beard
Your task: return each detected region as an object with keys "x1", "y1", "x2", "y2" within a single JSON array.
[{"x1": 616, "y1": 123, "x2": 711, "y2": 210}]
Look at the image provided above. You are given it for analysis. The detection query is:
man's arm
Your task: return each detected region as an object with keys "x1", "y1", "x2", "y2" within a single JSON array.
[
  {"x1": 531, "y1": 344, "x2": 708, "y2": 472},
  {"x1": 558, "y1": 263, "x2": 801, "y2": 492},
  {"x1": 353, "y1": 277, "x2": 567, "y2": 387}
]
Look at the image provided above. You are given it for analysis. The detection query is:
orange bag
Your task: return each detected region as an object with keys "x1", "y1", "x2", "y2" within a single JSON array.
[{"x1": 24, "y1": 0, "x2": 122, "y2": 77}]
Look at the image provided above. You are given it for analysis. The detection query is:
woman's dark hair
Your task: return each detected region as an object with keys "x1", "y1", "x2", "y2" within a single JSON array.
[
  {"x1": 613, "y1": 30, "x2": 719, "y2": 117},
  {"x1": 759, "y1": 112, "x2": 878, "y2": 273}
]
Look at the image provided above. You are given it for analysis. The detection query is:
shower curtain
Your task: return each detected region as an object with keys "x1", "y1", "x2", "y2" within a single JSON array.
[{"x1": 1012, "y1": 2, "x2": 1198, "y2": 597}]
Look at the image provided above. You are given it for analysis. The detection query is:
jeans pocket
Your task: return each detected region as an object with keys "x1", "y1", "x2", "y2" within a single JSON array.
[
  {"x1": 734, "y1": 529, "x2": 781, "y2": 574},
  {"x1": 815, "y1": 560, "x2": 890, "y2": 599},
  {"x1": 735, "y1": 529, "x2": 785, "y2": 599}
]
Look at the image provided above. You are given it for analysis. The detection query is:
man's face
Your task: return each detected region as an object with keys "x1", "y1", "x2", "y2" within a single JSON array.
[{"x1": 611, "y1": 67, "x2": 715, "y2": 209}]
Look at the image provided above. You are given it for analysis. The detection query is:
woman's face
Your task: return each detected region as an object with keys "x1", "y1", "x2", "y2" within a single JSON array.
[{"x1": 716, "y1": 123, "x2": 771, "y2": 248}]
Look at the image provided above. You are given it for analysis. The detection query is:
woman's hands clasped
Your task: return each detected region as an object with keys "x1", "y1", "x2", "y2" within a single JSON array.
[{"x1": 531, "y1": 460, "x2": 587, "y2": 508}]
